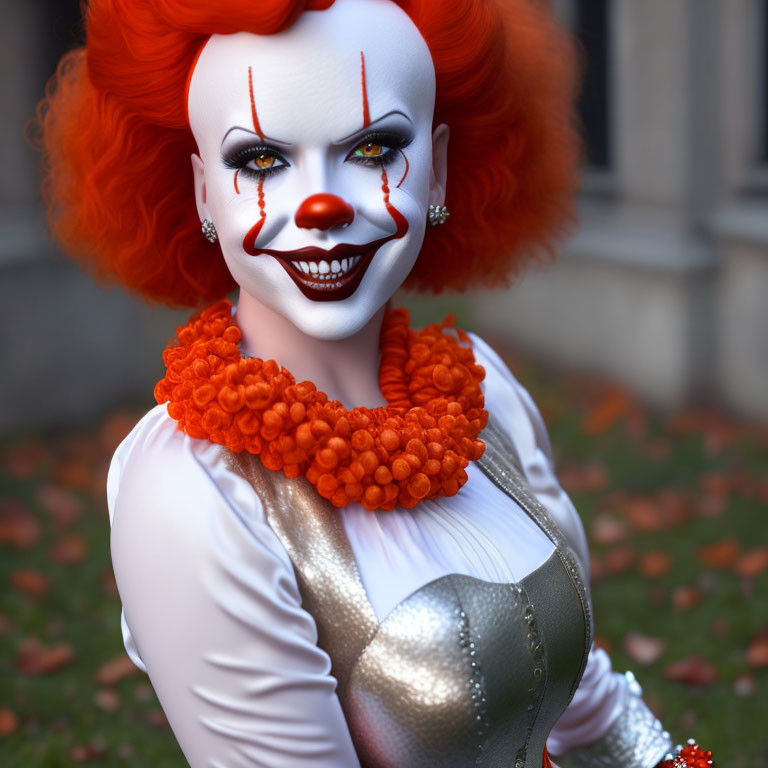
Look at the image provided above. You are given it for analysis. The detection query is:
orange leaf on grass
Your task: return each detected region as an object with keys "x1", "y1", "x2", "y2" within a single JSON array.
[
  {"x1": 10, "y1": 569, "x2": 50, "y2": 598},
  {"x1": 590, "y1": 514, "x2": 628, "y2": 546},
  {"x1": 746, "y1": 630, "x2": 768, "y2": 669},
  {"x1": 558, "y1": 461, "x2": 609, "y2": 494},
  {"x1": 697, "y1": 538, "x2": 740, "y2": 570},
  {"x1": 17, "y1": 638, "x2": 75, "y2": 675},
  {"x1": 0, "y1": 501, "x2": 41, "y2": 551},
  {"x1": 0, "y1": 707, "x2": 19, "y2": 737},
  {"x1": 623, "y1": 632, "x2": 666, "y2": 666},
  {"x1": 735, "y1": 547, "x2": 768, "y2": 579},
  {"x1": 94, "y1": 688, "x2": 121, "y2": 712},
  {"x1": 664, "y1": 656, "x2": 718, "y2": 687},
  {"x1": 583, "y1": 388, "x2": 633, "y2": 435},
  {"x1": 97, "y1": 653, "x2": 138, "y2": 686},
  {"x1": 639, "y1": 551, "x2": 673, "y2": 579},
  {"x1": 37, "y1": 484, "x2": 82, "y2": 530},
  {"x1": 2, "y1": 441, "x2": 46, "y2": 478},
  {"x1": 626, "y1": 498, "x2": 666, "y2": 533},
  {"x1": 671, "y1": 586, "x2": 702, "y2": 611},
  {"x1": 603, "y1": 547, "x2": 636, "y2": 576},
  {"x1": 50, "y1": 533, "x2": 88, "y2": 565}
]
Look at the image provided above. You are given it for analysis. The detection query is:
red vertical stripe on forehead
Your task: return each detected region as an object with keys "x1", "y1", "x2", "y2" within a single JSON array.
[
  {"x1": 248, "y1": 66, "x2": 264, "y2": 139},
  {"x1": 360, "y1": 51, "x2": 371, "y2": 128}
]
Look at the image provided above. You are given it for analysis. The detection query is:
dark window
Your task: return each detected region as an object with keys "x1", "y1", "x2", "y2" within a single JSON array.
[
  {"x1": 574, "y1": 0, "x2": 611, "y2": 168},
  {"x1": 42, "y1": 0, "x2": 86, "y2": 84}
]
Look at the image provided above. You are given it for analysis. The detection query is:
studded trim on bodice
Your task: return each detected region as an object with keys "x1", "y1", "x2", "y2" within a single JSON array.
[{"x1": 228, "y1": 417, "x2": 592, "y2": 767}]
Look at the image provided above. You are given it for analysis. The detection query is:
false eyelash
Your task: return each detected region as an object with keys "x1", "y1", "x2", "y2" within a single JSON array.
[
  {"x1": 346, "y1": 131, "x2": 411, "y2": 167},
  {"x1": 223, "y1": 145, "x2": 289, "y2": 179}
]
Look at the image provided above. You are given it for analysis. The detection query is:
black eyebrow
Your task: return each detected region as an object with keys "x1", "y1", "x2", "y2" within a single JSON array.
[
  {"x1": 332, "y1": 110, "x2": 414, "y2": 146},
  {"x1": 221, "y1": 126, "x2": 293, "y2": 148}
]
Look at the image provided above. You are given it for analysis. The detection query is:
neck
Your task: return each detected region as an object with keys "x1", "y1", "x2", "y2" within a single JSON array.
[{"x1": 234, "y1": 290, "x2": 388, "y2": 410}]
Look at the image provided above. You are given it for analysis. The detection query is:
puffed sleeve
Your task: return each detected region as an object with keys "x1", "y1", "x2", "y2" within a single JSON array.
[
  {"x1": 107, "y1": 404, "x2": 361, "y2": 768},
  {"x1": 469, "y1": 334, "x2": 672, "y2": 767}
]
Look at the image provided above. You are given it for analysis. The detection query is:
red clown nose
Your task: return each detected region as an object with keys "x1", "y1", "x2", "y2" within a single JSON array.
[{"x1": 295, "y1": 193, "x2": 355, "y2": 230}]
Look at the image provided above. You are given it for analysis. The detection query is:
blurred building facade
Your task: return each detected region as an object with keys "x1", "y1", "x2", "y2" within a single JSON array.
[
  {"x1": 1, "y1": 0, "x2": 767, "y2": 433},
  {"x1": 471, "y1": 0, "x2": 768, "y2": 421}
]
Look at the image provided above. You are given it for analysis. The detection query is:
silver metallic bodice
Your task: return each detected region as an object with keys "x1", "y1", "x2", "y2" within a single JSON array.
[{"x1": 230, "y1": 419, "x2": 592, "y2": 768}]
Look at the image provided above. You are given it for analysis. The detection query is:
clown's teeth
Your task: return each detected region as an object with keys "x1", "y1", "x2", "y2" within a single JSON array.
[{"x1": 289, "y1": 254, "x2": 365, "y2": 281}]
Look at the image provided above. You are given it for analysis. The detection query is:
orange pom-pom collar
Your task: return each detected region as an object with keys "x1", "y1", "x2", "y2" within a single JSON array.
[{"x1": 155, "y1": 300, "x2": 488, "y2": 511}]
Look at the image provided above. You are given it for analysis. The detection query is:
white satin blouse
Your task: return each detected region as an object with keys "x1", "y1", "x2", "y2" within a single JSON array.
[{"x1": 107, "y1": 332, "x2": 635, "y2": 768}]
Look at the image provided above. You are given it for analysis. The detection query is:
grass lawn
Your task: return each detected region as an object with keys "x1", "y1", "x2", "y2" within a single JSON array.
[{"x1": 1, "y1": 346, "x2": 767, "y2": 766}]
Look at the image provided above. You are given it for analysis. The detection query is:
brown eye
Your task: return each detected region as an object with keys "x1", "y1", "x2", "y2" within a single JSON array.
[
  {"x1": 354, "y1": 142, "x2": 383, "y2": 158},
  {"x1": 253, "y1": 154, "x2": 275, "y2": 169}
]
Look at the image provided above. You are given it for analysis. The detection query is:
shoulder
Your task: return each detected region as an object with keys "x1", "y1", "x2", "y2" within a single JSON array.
[{"x1": 107, "y1": 403, "x2": 294, "y2": 577}]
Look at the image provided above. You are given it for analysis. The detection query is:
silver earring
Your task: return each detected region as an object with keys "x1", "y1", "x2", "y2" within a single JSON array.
[
  {"x1": 201, "y1": 218, "x2": 218, "y2": 243},
  {"x1": 428, "y1": 204, "x2": 450, "y2": 226}
]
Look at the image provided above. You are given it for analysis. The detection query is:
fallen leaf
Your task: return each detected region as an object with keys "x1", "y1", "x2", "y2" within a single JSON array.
[
  {"x1": 590, "y1": 515, "x2": 628, "y2": 546},
  {"x1": 94, "y1": 688, "x2": 121, "y2": 712},
  {"x1": 147, "y1": 708, "x2": 169, "y2": 728},
  {"x1": 0, "y1": 707, "x2": 19, "y2": 737},
  {"x1": 697, "y1": 538, "x2": 740, "y2": 570},
  {"x1": 735, "y1": 547, "x2": 768, "y2": 579},
  {"x1": 746, "y1": 630, "x2": 768, "y2": 669},
  {"x1": 558, "y1": 461, "x2": 609, "y2": 494},
  {"x1": 583, "y1": 388, "x2": 633, "y2": 435},
  {"x1": 664, "y1": 656, "x2": 718, "y2": 687},
  {"x1": 657, "y1": 490, "x2": 693, "y2": 527},
  {"x1": 623, "y1": 632, "x2": 666, "y2": 665},
  {"x1": 10, "y1": 569, "x2": 50, "y2": 598},
  {"x1": 70, "y1": 743, "x2": 106, "y2": 762},
  {"x1": 626, "y1": 499, "x2": 666, "y2": 533},
  {"x1": 0, "y1": 501, "x2": 42, "y2": 550},
  {"x1": 639, "y1": 551, "x2": 673, "y2": 579},
  {"x1": 671, "y1": 586, "x2": 701, "y2": 611},
  {"x1": 17, "y1": 639, "x2": 75, "y2": 675},
  {"x1": 97, "y1": 654, "x2": 138, "y2": 686},
  {"x1": 37, "y1": 485, "x2": 82, "y2": 530},
  {"x1": 2, "y1": 442, "x2": 46, "y2": 478},
  {"x1": 53, "y1": 459, "x2": 92, "y2": 491},
  {"x1": 134, "y1": 682, "x2": 154, "y2": 702},
  {"x1": 50, "y1": 534, "x2": 88, "y2": 565},
  {"x1": 603, "y1": 547, "x2": 635, "y2": 576}
]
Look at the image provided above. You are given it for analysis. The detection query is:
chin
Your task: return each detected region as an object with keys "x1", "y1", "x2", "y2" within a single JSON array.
[{"x1": 283, "y1": 292, "x2": 387, "y2": 341}]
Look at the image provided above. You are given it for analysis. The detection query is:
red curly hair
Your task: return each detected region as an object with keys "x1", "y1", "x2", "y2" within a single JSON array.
[{"x1": 38, "y1": 0, "x2": 579, "y2": 308}]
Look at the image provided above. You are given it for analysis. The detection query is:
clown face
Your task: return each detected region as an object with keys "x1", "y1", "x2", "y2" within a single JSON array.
[{"x1": 187, "y1": 0, "x2": 448, "y2": 340}]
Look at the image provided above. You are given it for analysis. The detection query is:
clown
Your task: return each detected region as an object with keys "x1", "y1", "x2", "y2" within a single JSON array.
[{"x1": 39, "y1": 0, "x2": 712, "y2": 766}]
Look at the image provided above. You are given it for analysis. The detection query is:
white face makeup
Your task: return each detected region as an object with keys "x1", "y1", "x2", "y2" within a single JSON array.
[{"x1": 187, "y1": 0, "x2": 447, "y2": 340}]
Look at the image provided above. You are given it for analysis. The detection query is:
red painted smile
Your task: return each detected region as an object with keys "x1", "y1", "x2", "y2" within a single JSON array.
[
  {"x1": 259, "y1": 241, "x2": 381, "y2": 301},
  {"x1": 241, "y1": 167, "x2": 409, "y2": 302}
]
